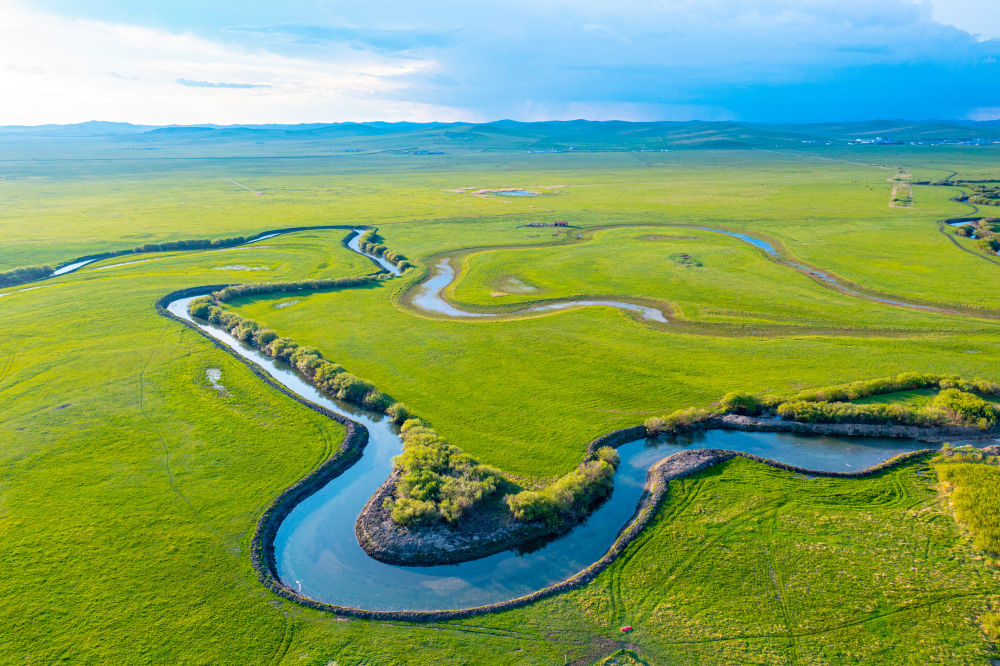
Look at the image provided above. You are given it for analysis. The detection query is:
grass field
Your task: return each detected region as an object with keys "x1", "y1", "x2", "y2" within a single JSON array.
[{"x1": 1, "y1": 145, "x2": 999, "y2": 663}]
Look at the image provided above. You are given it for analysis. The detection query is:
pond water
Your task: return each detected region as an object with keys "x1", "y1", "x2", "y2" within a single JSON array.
[
  {"x1": 168, "y1": 294, "x2": 952, "y2": 611},
  {"x1": 493, "y1": 189, "x2": 538, "y2": 196}
]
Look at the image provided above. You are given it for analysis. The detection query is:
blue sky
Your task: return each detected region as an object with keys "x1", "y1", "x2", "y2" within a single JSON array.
[{"x1": 1, "y1": 0, "x2": 998, "y2": 124}]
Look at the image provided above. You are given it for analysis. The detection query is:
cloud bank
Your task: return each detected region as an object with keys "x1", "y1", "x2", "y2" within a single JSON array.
[{"x1": 2, "y1": 0, "x2": 998, "y2": 124}]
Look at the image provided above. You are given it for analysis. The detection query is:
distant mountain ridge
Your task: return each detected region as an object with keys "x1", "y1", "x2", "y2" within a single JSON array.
[{"x1": 1, "y1": 119, "x2": 997, "y2": 156}]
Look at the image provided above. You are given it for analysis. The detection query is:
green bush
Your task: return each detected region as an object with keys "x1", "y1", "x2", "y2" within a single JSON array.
[
  {"x1": 0, "y1": 264, "x2": 53, "y2": 288},
  {"x1": 188, "y1": 297, "x2": 213, "y2": 319},
  {"x1": 255, "y1": 328, "x2": 277, "y2": 346},
  {"x1": 719, "y1": 391, "x2": 760, "y2": 415},
  {"x1": 931, "y1": 389, "x2": 997, "y2": 429},
  {"x1": 506, "y1": 455, "x2": 619, "y2": 528},
  {"x1": 312, "y1": 360, "x2": 345, "y2": 391},
  {"x1": 645, "y1": 407, "x2": 711, "y2": 436},
  {"x1": 384, "y1": 419, "x2": 501, "y2": 525},
  {"x1": 386, "y1": 402, "x2": 410, "y2": 423},
  {"x1": 265, "y1": 337, "x2": 298, "y2": 362},
  {"x1": 330, "y1": 373, "x2": 374, "y2": 402},
  {"x1": 775, "y1": 400, "x2": 941, "y2": 426},
  {"x1": 212, "y1": 275, "x2": 379, "y2": 302}
]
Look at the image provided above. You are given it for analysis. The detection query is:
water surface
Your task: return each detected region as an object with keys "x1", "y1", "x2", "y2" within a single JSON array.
[{"x1": 168, "y1": 295, "x2": 946, "y2": 611}]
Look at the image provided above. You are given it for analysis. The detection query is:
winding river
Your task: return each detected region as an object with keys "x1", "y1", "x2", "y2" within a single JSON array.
[
  {"x1": 13, "y1": 223, "x2": 992, "y2": 613},
  {"x1": 159, "y1": 227, "x2": 989, "y2": 613},
  {"x1": 408, "y1": 225, "x2": 969, "y2": 322},
  {"x1": 168, "y1": 294, "x2": 943, "y2": 610}
]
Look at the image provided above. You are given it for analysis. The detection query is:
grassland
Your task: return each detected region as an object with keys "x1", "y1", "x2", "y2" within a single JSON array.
[{"x1": 1, "y1": 145, "x2": 999, "y2": 663}]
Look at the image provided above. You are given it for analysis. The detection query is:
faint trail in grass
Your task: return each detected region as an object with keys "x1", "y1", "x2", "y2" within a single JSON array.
[
  {"x1": 764, "y1": 531, "x2": 799, "y2": 664},
  {"x1": 382, "y1": 621, "x2": 538, "y2": 641},
  {"x1": 137, "y1": 328, "x2": 197, "y2": 512},
  {"x1": 653, "y1": 590, "x2": 990, "y2": 646},
  {"x1": 267, "y1": 613, "x2": 295, "y2": 666},
  {"x1": 0, "y1": 349, "x2": 14, "y2": 385},
  {"x1": 609, "y1": 477, "x2": 704, "y2": 624}
]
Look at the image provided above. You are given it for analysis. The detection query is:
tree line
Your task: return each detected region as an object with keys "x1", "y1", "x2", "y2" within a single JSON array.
[
  {"x1": 357, "y1": 229, "x2": 414, "y2": 270},
  {"x1": 211, "y1": 275, "x2": 383, "y2": 302},
  {"x1": 644, "y1": 372, "x2": 1000, "y2": 436},
  {"x1": 0, "y1": 264, "x2": 53, "y2": 288}
]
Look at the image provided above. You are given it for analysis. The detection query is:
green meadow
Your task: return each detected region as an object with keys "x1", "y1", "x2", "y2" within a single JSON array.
[{"x1": 1, "y1": 145, "x2": 999, "y2": 663}]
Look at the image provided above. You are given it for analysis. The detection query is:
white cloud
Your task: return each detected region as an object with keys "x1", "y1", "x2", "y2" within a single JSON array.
[
  {"x1": 968, "y1": 107, "x2": 1000, "y2": 121},
  {"x1": 0, "y1": 0, "x2": 469, "y2": 125},
  {"x1": 923, "y1": 0, "x2": 1000, "y2": 41}
]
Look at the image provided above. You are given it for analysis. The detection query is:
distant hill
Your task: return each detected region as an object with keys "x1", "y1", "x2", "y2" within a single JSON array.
[{"x1": 0, "y1": 119, "x2": 997, "y2": 158}]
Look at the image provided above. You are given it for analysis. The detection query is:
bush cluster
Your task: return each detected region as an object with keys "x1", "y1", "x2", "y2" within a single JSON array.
[
  {"x1": 644, "y1": 407, "x2": 711, "y2": 436},
  {"x1": 775, "y1": 389, "x2": 997, "y2": 430},
  {"x1": 967, "y1": 184, "x2": 1000, "y2": 207},
  {"x1": 383, "y1": 420, "x2": 502, "y2": 525},
  {"x1": 0, "y1": 264, "x2": 53, "y2": 288},
  {"x1": 775, "y1": 400, "x2": 937, "y2": 426},
  {"x1": 953, "y1": 217, "x2": 1000, "y2": 255},
  {"x1": 770, "y1": 372, "x2": 1000, "y2": 406},
  {"x1": 212, "y1": 275, "x2": 381, "y2": 302},
  {"x1": 357, "y1": 230, "x2": 413, "y2": 270},
  {"x1": 642, "y1": 373, "x2": 1000, "y2": 437},
  {"x1": 134, "y1": 236, "x2": 248, "y2": 253},
  {"x1": 932, "y1": 388, "x2": 997, "y2": 429},
  {"x1": 505, "y1": 447, "x2": 620, "y2": 528}
]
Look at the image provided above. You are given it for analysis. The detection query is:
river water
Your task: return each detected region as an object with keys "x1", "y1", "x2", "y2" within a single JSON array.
[{"x1": 168, "y1": 294, "x2": 945, "y2": 611}]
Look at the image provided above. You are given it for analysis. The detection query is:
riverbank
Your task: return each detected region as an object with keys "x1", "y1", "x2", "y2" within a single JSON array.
[{"x1": 355, "y1": 414, "x2": 997, "y2": 567}]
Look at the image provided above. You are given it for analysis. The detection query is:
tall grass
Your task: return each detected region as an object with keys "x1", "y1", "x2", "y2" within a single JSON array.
[{"x1": 936, "y1": 450, "x2": 1000, "y2": 554}]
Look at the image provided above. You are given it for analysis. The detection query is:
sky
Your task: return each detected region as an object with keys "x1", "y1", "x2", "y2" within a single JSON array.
[{"x1": 0, "y1": 0, "x2": 998, "y2": 125}]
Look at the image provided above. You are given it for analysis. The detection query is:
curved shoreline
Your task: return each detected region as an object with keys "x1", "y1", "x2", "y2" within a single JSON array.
[
  {"x1": 149, "y1": 221, "x2": 998, "y2": 618},
  {"x1": 354, "y1": 416, "x2": 996, "y2": 567},
  {"x1": 159, "y1": 283, "x2": 991, "y2": 618},
  {"x1": 401, "y1": 223, "x2": 997, "y2": 326},
  {"x1": 5, "y1": 224, "x2": 384, "y2": 289},
  {"x1": 18, "y1": 214, "x2": 994, "y2": 617}
]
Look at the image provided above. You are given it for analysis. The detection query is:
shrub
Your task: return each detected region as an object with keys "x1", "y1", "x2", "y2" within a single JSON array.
[
  {"x1": 291, "y1": 347, "x2": 324, "y2": 376},
  {"x1": 386, "y1": 402, "x2": 410, "y2": 423},
  {"x1": 363, "y1": 390, "x2": 394, "y2": 412},
  {"x1": 932, "y1": 389, "x2": 997, "y2": 429},
  {"x1": 0, "y1": 264, "x2": 53, "y2": 288},
  {"x1": 236, "y1": 322, "x2": 260, "y2": 342},
  {"x1": 593, "y1": 446, "x2": 620, "y2": 467},
  {"x1": 384, "y1": 419, "x2": 501, "y2": 525},
  {"x1": 255, "y1": 328, "x2": 277, "y2": 346},
  {"x1": 135, "y1": 236, "x2": 247, "y2": 254},
  {"x1": 645, "y1": 407, "x2": 711, "y2": 436},
  {"x1": 775, "y1": 400, "x2": 940, "y2": 426},
  {"x1": 188, "y1": 297, "x2": 213, "y2": 319},
  {"x1": 265, "y1": 337, "x2": 299, "y2": 362},
  {"x1": 212, "y1": 275, "x2": 379, "y2": 302},
  {"x1": 719, "y1": 391, "x2": 761, "y2": 415},
  {"x1": 312, "y1": 360, "x2": 345, "y2": 391},
  {"x1": 506, "y1": 455, "x2": 618, "y2": 528},
  {"x1": 331, "y1": 373, "x2": 374, "y2": 402}
]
